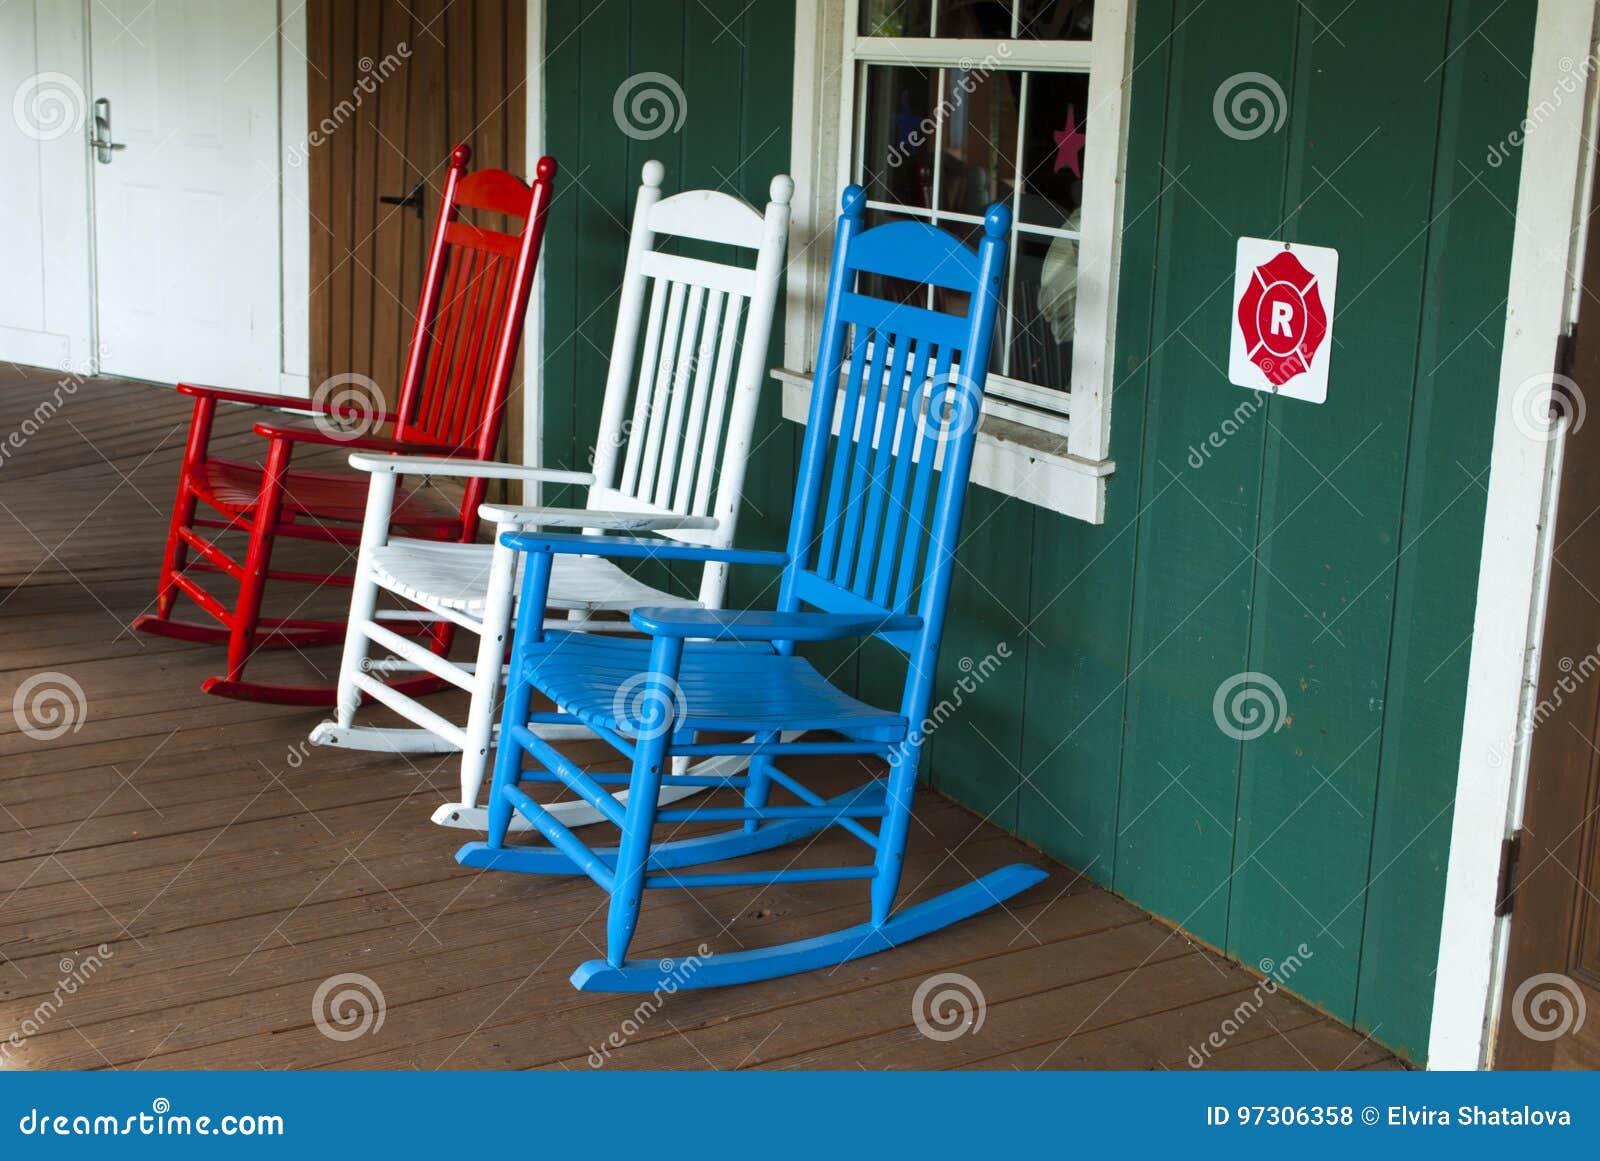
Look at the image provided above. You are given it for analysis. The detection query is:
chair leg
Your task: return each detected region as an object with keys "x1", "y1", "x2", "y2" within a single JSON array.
[
  {"x1": 333, "y1": 471, "x2": 395, "y2": 726},
  {"x1": 155, "y1": 486, "x2": 198, "y2": 619},
  {"x1": 485, "y1": 664, "x2": 534, "y2": 849},
  {"x1": 742, "y1": 731, "x2": 779, "y2": 835},
  {"x1": 869, "y1": 745, "x2": 920, "y2": 926},
  {"x1": 457, "y1": 537, "x2": 518, "y2": 814},
  {"x1": 605, "y1": 636, "x2": 682, "y2": 968},
  {"x1": 226, "y1": 438, "x2": 291, "y2": 682},
  {"x1": 156, "y1": 395, "x2": 215, "y2": 618}
]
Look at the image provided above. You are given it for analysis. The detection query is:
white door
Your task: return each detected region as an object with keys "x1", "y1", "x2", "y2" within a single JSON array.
[{"x1": 90, "y1": 0, "x2": 281, "y2": 392}]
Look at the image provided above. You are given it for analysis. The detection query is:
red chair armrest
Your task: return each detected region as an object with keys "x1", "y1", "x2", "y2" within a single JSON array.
[
  {"x1": 178, "y1": 382, "x2": 325, "y2": 411},
  {"x1": 251, "y1": 415, "x2": 456, "y2": 456},
  {"x1": 177, "y1": 382, "x2": 402, "y2": 424}
]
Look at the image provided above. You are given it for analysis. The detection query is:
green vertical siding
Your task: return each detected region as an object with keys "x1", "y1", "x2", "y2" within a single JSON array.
[{"x1": 539, "y1": 0, "x2": 1536, "y2": 1064}]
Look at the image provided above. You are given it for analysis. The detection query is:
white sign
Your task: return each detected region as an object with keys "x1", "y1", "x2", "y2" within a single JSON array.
[{"x1": 1228, "y1": 237, "x2": 1338, "y2": 404}]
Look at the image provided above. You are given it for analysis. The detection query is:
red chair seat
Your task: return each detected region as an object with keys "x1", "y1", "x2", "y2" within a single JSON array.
[{"x1": 193, "y1": 458, "x2": 462, "y2": 536}]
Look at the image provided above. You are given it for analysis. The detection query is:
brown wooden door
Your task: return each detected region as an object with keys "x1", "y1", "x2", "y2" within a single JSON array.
[
  {"x1": 305, "y1": 0, "x2": 526, "y2": 460},
  {"x1": 1497, "y1": 149, "x2": 1600, "y2": 1071}
]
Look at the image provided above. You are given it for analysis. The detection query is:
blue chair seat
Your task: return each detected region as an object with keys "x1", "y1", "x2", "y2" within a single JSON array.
[{"x1": 525, "y1": 631, "x2": 906, "y2": 740}]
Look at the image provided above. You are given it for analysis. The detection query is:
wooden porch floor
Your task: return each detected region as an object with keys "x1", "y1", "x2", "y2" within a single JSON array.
[{"x1": 0, "y1": 368, "x2": 1402, "y2": 1070}]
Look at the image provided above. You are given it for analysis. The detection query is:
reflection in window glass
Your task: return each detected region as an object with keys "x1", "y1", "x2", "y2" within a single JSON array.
[
  {"x1": 1018, "y1": 0, "x2": 1094, "y2": 39},
  {"x1": 940, "y1": 67, "x2": 1021, "y2": 217},
  {"x1": 1019, "y1": 71, "x2": 1089, "y2": 229},
  {"x1": 859, "y1": 66, "x2": 938, "y2": 210},
  {"x1": 935, "y1": 0, "x2": 1013, "y2": 38},
  {"x1": 1008, "y1": 231, "x2": 1077, "y2": 388},
  {"x1": 858, "y1": 0, "x2": 932, "y2": 36}
]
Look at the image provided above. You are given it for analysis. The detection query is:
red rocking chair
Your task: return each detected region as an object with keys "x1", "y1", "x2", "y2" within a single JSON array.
[{"x1": 133, "y1": 145, "x2": 556, "y2": 705}]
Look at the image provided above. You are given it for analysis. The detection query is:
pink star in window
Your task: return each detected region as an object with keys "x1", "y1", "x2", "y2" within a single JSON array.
[{"x1": 1053, "y1": 106, "x2": 1085, "y2": 178}]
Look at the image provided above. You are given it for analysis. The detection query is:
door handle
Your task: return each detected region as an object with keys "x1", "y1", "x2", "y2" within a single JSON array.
[
  {"x1": 89, "y1": 97, "x2": 126, "y2": 164},
  {"x1": 379, "y1": 178, "x2": 426, "y2": 220}
]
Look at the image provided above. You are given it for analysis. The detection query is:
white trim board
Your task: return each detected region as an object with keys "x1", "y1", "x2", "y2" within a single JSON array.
[
  {"x1": 1428, "y1": 0, "x2": 1600, "y2": 1071},
  {"x1": 280, "y1": 0, "x2": 311, "y2": 395},
  {"x1": 523, "y1": 0, "x2": 546, "y2": 484}
]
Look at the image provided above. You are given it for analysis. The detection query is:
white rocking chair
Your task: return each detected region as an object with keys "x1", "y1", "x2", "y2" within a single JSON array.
[{"x1": 309, "y1": 161, "x2": 793, "y2": 832}]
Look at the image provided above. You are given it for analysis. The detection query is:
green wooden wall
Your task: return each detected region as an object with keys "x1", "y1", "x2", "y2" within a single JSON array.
[{"x1": 538, "y1": 0, "x2": 1537, "y2": 1063}]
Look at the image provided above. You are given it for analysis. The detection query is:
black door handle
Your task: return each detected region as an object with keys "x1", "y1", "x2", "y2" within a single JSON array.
[{"x1": 379, "y1": 178, "x2": 426, "y2": 219}]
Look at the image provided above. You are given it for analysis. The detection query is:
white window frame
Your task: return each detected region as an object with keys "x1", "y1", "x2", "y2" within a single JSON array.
[{"x1": 779, "y1": 0, "x2": 1134, "y2": 524}]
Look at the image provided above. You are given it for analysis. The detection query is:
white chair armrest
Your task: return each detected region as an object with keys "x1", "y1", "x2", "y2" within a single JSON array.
[
  {"x1": 478, "y1": 503, "x2": 720, "y2": 532},
  {"x1": 347, "y1": 452, "x2": 595, "y2": 486}
]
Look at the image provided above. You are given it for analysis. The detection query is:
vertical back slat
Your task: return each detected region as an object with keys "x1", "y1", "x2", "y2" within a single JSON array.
[
  {"x1": 635, "y1": 280, "x2": 687, "y2": 499},
  {"x1": 447, "y1": 252, "x2": 507, "y2": 446},
  {"x1": 674, "y1": 288, "x2": 726, "y2": 512},
  {"x1": 893, "y1": 345, "x2": 956, "y2": 612},
  {"x1": 872, "y1": 338, "x2": 935, "y2": 606},
  {"x1": 852, "y1": 332, "x2": 914, "y2": 595},
  {"x1": 691, "y1": 293, "x2": 745, "y2": 516},
  {"x1": 815, "y1": 327, "x2": 871, "y2": 578},
  {"x1": 417, "y1": 247, "x2": 476, "y2": 439},
  {"x1": 654, "y1": 283, "x2": 707, "y2": 506},
  {"x1": 621, "y1": 276, "x2": 669, "y2": 495},
  {"x1": 830, "y1": 330, "x2": 894, "y2": 588}
]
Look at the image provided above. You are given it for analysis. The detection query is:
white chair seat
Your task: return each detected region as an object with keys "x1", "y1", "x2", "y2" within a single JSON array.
[{"x1": 369, "y1": 538, "x2": 702, "y2": 615}]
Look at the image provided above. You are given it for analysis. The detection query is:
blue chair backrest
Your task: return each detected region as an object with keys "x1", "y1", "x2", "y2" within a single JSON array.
[{"x1": 778, "y1": 186, "x2": 1009, "y2": 691}]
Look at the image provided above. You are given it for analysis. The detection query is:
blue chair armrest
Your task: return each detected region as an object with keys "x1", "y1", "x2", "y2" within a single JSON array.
[
  {"x1": 500, "y1": 529, "x2": 789, "y2": 568},
  {"x1": 631, "y1": 607, "x2": 923, "y2": 641}
]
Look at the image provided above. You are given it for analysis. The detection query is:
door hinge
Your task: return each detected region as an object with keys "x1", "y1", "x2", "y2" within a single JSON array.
[{"x1": 1495, "y1": 830, "x2": 1524, "y2": 917}]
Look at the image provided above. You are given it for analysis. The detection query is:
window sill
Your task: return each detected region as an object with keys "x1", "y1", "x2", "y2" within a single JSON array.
[{"x1": 772, "y1": 367, "x2": 1112, "y2": 525}]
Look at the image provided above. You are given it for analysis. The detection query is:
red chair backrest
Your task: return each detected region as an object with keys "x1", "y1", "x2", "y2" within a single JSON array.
[{"x1": 393, "y1": 144, "x2": 556, "y2": 460}]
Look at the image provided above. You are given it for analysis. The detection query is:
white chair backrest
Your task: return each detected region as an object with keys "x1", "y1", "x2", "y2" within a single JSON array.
[{"x1": 588, "y1": 161, "x2": 793, "y2": 607}]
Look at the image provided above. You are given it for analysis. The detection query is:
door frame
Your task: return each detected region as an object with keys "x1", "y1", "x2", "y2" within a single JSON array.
[{"x1": 1429, "y1": 0, "x2": 1600, "y2": 1070}]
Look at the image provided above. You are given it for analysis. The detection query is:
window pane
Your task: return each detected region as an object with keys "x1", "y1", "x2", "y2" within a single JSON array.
[
  {"x1": 858, "y1": 66, "x2": 938, "y2": 210},
  {"x1": 939, "y1": 66, "x2": 1023, "y2": 218},
  {"x1": 858, "y1": 0, "x2": 932, "y2": 36},
  {"x1": 1017, "y1": 0, "x2": 1094, "y2": 39},
  {"x1": 1007, "y1": 233, "x2": 1076, "y2": 390},
  {"x1": 935, "y1": 0, "x2": 1014, "y2": 38},
  {"x1": 1018, "y1": 69, "x2": 1089, "y2": 229}
]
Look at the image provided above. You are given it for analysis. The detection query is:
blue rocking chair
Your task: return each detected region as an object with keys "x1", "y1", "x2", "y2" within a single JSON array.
[{"x1": 456, "y1": 187, "x2": 1048, "y2": 991}]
